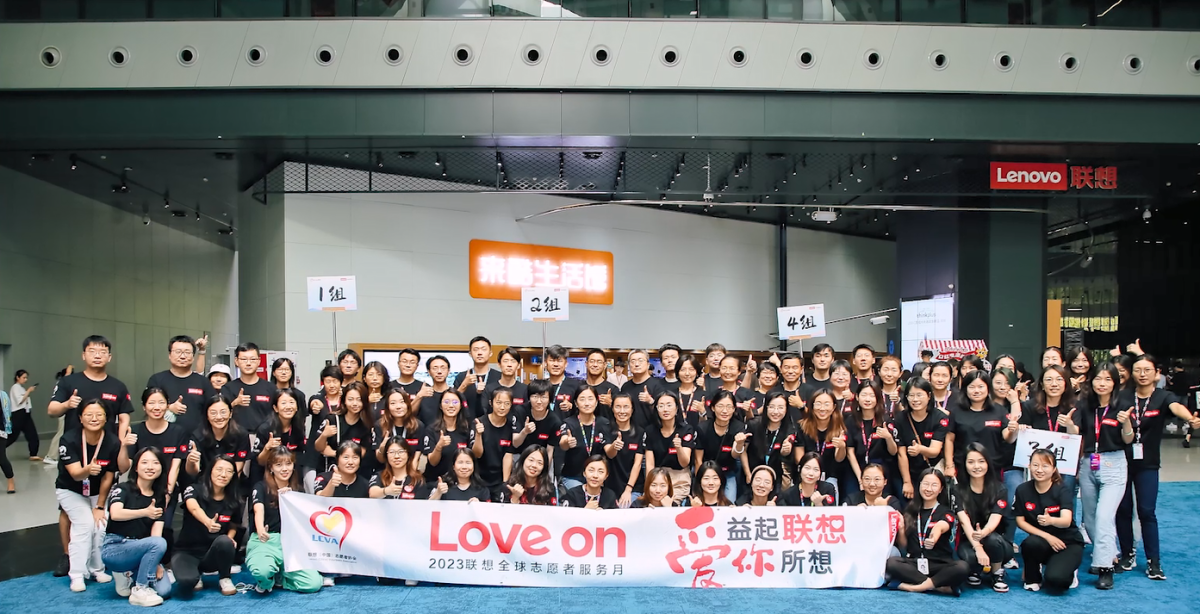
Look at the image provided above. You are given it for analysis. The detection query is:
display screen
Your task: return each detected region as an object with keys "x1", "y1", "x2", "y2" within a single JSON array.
[
  {"x1": 900, "y1": 294, "x2": 955, "y2": 367},
  {"x1": 362, "y1": 350, "x2": 476, "y2": 386}
]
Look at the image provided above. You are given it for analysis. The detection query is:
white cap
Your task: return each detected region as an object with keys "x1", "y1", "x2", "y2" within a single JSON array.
[{"x1": 207, "y1": 363, "x2": 232, "y2": 377}]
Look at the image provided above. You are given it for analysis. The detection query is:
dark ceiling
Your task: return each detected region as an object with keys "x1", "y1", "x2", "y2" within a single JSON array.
[{"x1": 3, "y1": 138, "x2": 1198, "y2": 251}]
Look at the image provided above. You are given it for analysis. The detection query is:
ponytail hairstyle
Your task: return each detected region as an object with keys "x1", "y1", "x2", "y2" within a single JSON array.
[{"x1": 1029, "y1": 448, "x2": 1063, "y2": 486}]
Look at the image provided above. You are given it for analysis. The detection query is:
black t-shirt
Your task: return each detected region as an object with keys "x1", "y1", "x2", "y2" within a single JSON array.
[
  {"x1": 253, "y1": 421, "x2": 306, "y2": 485},
  {"x1": 391, "y1": 379, "x2": 424, "y2": 397},
  {"x1": 605, "y1": 425, "x2": 645, "y2": 494},
  {"x1": 482, "y1": 380, "x2": 529, "y2": 421},
  {"x1": 126, "y1": 421, "x2": 189, "y2": 472},
  {"x1": 190, "y1": 427, "x2": 251, "y2": 476},
  {"x1": 440, "y1": 481, "x2": 491, "y2": 502},
  {"x1": 1013, "y1": 481, "x2": 1084, "y2": 544},
  {"x1": 850, "y1": 374, "x2": 881, "y2": 395},
  {"x1": 1018, "y1": 400, "x2": 1071, "y2": 434},
  {"x1": 643, "y1": 422, "x2": 696, "y2": 471},
  {"x1": 1117, "y1": 389, "x2": 1178, "y2": 470},
  {"x1": 545, "y1": 377, "x2": 581, "y2": 417},
  {"x1": 799, "y1": 376, "x2": 832, "y2": 404},
  {"x1": 146, "y1": 370, "x2": 215, "y2": 436},
  {"x1": 314, "y1": 471, "x2": 370, "y2": 498},
  {"x1": 106, "y1": 481, "x2": 165, "y2": 539},
  {"x1": 893, "y1": 410, "x2": 949, "y2": 484},
  {"x1": 702, "y1": 386, "x2": 758, "y2": 422},
  {"x1": 56, "y1": 428, "x2": 120, "y2": 494},
  {"x1": 676, "y1": 387, "x2": 706, "y2": 428},
  {"x1": 904, "y1": 504, "x2": 957, "y2": 560},
  {"x1": 478, "y1": 413, "x2": 520, "y2": 486},
  {"x1": 367, "y1": 473, "x2": 434, "y2": 500},
  {"x1": 423, "y1": 423, "x2": 477, "y2": 480},
  {"x1": 742, "y1": 419, "x2": 796, "y2": 481},
  {"x1": 559, "y1": 416, "x2": 614, "y2": 478},
  {"x1": 304, "y1": 396, "x2": 338, "y2": 468},
  {"x1": 847, "y1": 414, "x2": 899, "y2": 468},
  {"x1": 452, "y1": 368, "x2": 502, "y2": 420},
  {"x1": 251, "y1": 481, "x2": 283, "y2": 534},
  {"x1": 694, "y1": 419, "x2": 747, "y2": 476},
  {"x1": 779, "y1": 481, "x2": 837, "y2": 506},
  {"x1": 797, "y1": 426, "x2": 854, "y2": 481},
  {"x1": 586, "y1": 380, "x2": 620, "y2": 423},
  {"x1": 843, "y1": 492, "x2": 903, "y2": 512},
  {"x1": 1076, "y1": 398, "x2": 1127, "y2": 455},
  {"x1": 514, "y1": 408, "x2": 563, "y2": 455},
  {"x1": 53, "y1": 372, "x2": 134, "y2": 433},
  {"x1": 417, "y1": 387, "x2": 453, "y2": 426},
  {"x1": 562, "y1": 485, "x2": 618, "y2": 509},
  {"x1": 955, "y1": 484, "x2": 1009, "y2": 538},
  {"x1": 178, "y1": 486, "x2": 241, "y2": 552},
  {"x1": 314, "y1": 412, "x2": 373, "y2": 472},
  {"x1": 220, "y1": 378, "x2": 276, "y2": 435},
  {"x1": 947, "y1": 403, "x2": 1009, "y2": 467},
  {"x1": 620, "y1": 376, "x2": 667, "y2": 429},
  {"x1": 372, "y1": 421, "x2": 429, "y2": 457}
]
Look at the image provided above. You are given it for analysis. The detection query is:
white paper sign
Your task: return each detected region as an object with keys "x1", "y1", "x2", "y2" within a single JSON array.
[
  {"x1": 307, "y1": 276, "x2": 358, "y2": 312},
  {"x1": 777, "y1": 303, "x2": 826, "y2": 340},
  {"x1": 521, "y1": 287, "x2": 569, "y2": 322},
  {"x1": 1014, "y1": 429, "x2": 1083, "y2": 476}
]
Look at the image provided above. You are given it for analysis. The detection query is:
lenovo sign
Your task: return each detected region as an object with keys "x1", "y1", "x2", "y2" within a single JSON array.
[{"x1": 990, "y1": 162, "x2": 1069, "y2": 191}]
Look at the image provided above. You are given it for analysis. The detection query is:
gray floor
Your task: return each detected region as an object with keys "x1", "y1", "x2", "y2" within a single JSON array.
[{"x1": 3, "y1": 443, "x2": 1197, "y2": 534}]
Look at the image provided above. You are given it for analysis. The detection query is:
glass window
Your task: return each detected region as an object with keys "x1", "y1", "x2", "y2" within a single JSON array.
[
  {"x1": 85, "y1": 0, "x2": 147, "y2": 19},
  {"x1": 1162, "y1": 0, "x2": 1200, "y2": 30},
  {"x1": 564, "y1": 0, "x2": 629, "y2": 17},
  {"x1": 220, "y1": 0, "x2": 287, "y2": 17},
  {"x1": 1094, "y1": 0, "x2": 1152, "y2": 28},
  {"x1": 899, "y1": 0, "x2": 960, "y2": 23},
  {"x1": 1028, "y1": 0, "x2": 1090, "y2": 26},
  {"x1": 153, "y1": 0, "x2": 214, "y2": 18},
  {"x1": 835, "y1": 0, "x2": 895, "y2": 22},
  {"x1": 966, "y1": 0, "x2": 1026, "y2": 24},
  {"x1": 631, "y1": 0, "x2": 696, "y2": 18}
]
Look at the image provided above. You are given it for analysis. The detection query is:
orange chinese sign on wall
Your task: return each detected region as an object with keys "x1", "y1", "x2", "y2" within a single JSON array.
[{"x1": 469, "y1": 239, "x2": 614, "y2": 305}]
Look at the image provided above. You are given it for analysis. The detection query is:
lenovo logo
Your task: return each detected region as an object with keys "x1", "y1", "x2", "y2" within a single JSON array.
[{"x1": 990, "y1": 162, "x2": 1068, "y2": 191}]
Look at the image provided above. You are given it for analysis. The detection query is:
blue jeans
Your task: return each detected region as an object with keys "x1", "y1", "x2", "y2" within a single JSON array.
[
  {"x1": 1003, "y1": 469, "x2": 1025, "y2": 544},
  {"x1": 1116, "y1": 467, "x2": 1160, "y2": 561},
  {"x1": 723, "y1": 474, "x2": 738, "y2": 503},
  {"x1": 823, "y1": 476, "x2": 840, "y2": 505},
  {"x1": 562, "y1": 476, "x2": 584, "y2": 491},
  {"x1": 1078, "y1": 451, "x2": 1127, "y2": 568},
  {"x1": 101, "y1": 534, "x2": 173, "y2": 596}
]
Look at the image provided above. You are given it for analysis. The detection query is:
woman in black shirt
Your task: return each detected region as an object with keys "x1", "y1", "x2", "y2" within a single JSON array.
[
  {"x1": 314, "y1": 382, "x2": 374, "y2": 474},
  {"x1": 499, "y1": 446, "x2": 556, "y2": 505},
  {"x1": 424, "y1": 389, "x2": 482, "y2": 481},
  {"x1": 675, "y1": 356, "x2": 706, "y2": 427},
  {"x1": 798, "y1": 390, "x2": 854, "y2": 501},
  {"x1": 248, "y1": 446, "x2": 322, "y2": 594},
  {"x1": 559, "y1": 387, "x2": 612, "y2": 491},
  {"x1": 632, "y1": 467, "x2": 679, "y2": 508},
  {"x1": 173, "y1": 456, "x2": 241, "y2": 598},
  {"x1": 270, "y1": 358, "x2": 305, "y2": 405},
  {"x1": 362, "y1": 361, "x2": 391, "y2": 420},
  {"x1": 845, "y1": 463, "x2": 903, "y2": 511},
  {"x1": 779, "y1": 452, "x2": 836, "y2": 506},
  {"x1": 644, "y1": 392, "x2": 694, "y2": 505},
  {"x1": 254, "y1": 388, "x2": 307, "y2": 485},
  {"x1": 742, "y1": 392, "x2": 798, "y2": 491},
  {"x1": 373, "y1": 388, "x2": 425, "y2": 470},
  {"x1": 885, "y1": 468, "x2": 968, "y2": 595},
  {"x1": 315, "y1": 441, "x2": 370, "y2": 498},
  {"x1": 736, "y1": 465, "x2": 778, "y2": 506},
  {"x1": 432, "y1": 448, "x2": 491, "y2": 502},
  {"x1": 56, "y1": 400, "x2": 120, "y2": 592},
  {"x1": 849, "y1": 383, "x2": 900, "y2": 499},
  {"x1": 185, "y1": 395, "x2": 250, "y2": 479},
  {"x1": 689, "y1": 461, "x2": 732, "y2": 508},
  {"x1": 954, "y1": 444, "x2": 1012, "y2": 592},
  {"x1": 944, "y1": 371, "x2": 1014, "y2": 481},
  {"x1": 1078, "y1": 363, "x2": 1134, "y2": 589},
  {"x1": 562, "y1": 455, "x2": 618, "y2": 509},
  {"x1": 1021, "y1": 365, "x2": 1080, "y2": 495},
  {"x1": 370, "y1": 438, "x2": 435, "y2": 501},
  {"x1": 1015, "y1": 449, "x2": 1084, "y2": 593},
  {"x1": 118, "y1": 387, "x2": 185, "y2": 501},
  {"x1": 894, "y1": 378, "x2": 946, "y2": 500},
  {"x1": 102, "y1": 447, "x2": 172, "y2": 606},
  {"x1": 694, "y1": 389, "x2": 746, "y2": 503},
  {"x1": 606, "y1": 393, "x2": 645, "y2": 508}
]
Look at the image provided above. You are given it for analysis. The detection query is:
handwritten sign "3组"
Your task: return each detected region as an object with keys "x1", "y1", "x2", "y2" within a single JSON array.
[{"x1": 1014, "y1": 429, "x2": 1082, "y2": 476}]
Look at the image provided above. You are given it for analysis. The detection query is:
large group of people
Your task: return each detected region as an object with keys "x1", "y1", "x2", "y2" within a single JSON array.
[{"x1": 5, "y1": 333, "x2": 1197, "y2": 605}]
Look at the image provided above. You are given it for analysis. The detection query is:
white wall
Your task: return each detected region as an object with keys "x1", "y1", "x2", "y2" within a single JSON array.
[
  {"x1": 237, "y1": 191, "x2": 285, "y2": 350},
  {"x1": 280, "y1": 191, "x2": 896, "y2": 380},
  {"x1": 785, "y1": 227, "x2": 896, "y2": 353},
  {"x1": 0, "y1": 166, "x2": 238, "y2": 434}
]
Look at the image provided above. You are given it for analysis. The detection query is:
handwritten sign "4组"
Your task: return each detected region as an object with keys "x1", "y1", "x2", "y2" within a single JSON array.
[
  {"x1": 1014, "y1": 429, "x2": 1082, "y2": 476},
  {"x1": 777, "y1": 304, "x2": 826, "y2": 341},
  {"x1": 522, "y1": 287, "x2": 570, "y2": 322}
]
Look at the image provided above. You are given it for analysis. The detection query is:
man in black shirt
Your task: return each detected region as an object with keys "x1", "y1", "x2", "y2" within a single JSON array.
[
  {"x1": 543, "y1": 345, "x2": 581, "y2": 417},
  {"x1": 658, "y1": 343, "x2": 683, "y2": 392},
  {"x1": 391, "y1": 348, "x2": 426, "y2": 397},
  {"x1": 221, "y1": 343, "x2": 275, "y2": 438},
  {"x1": 701, "y1": 343, "x2": 726, "y2": 390},
  {"x1": 583, "y1": 349, "x2": 619, "y2": 421},
  {"x1": 850, "y1": 344, "x2": 880, "y2": 393},
  {"x1": 417, "y1": 355, "x2": 453, "y2": 425},
  {"x1": 621, "y1": 350, "x2": 666, "y2": 429},
  {"x1": 146, "y1": 335, "x2": 215, "y2": 437},
  {"x1": 800, "y1": 343, "x2": 835, "y2": 402},
  {"x1": 452, "y1": 336, "x2": 502, "y2": 420},
  {"x1": 49, "y1": 335, "x2": 133, "y2": 435}
]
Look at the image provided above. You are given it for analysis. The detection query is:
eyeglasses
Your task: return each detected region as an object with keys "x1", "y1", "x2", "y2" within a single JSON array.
[
  {"x1": 1133, "y1": 368, "x2": 1155, "y2": 375},
  {"x1": 84, "y1": 349, "x2": 110, "y2": 356},
  {"x1": 443, "y1": 400, "x2": 461, "y2": 406},
  {"x1": 387, "y1": 450, "x2": 407, "y2": 457},
  {"x1": 171, "y1": 349, "x2": 194, "y2": 357},
  {"x1": 208, "y1": 409, "x2": 231, "y2": 417},
  {"x1": 238, "y1": 356, "x2": 258, "y2": 363}
]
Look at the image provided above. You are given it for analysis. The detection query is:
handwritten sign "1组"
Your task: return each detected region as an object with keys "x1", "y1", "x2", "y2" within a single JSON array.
[
  {"x1": 522, "y1": 287, "x2": 570, "y2": 322},
  {"x1": 307, "y1": 276, "x2": 358, "y2": 312},
  {"x1": 1014, "y1": 429, "x2": 1082, "y2": 476}
]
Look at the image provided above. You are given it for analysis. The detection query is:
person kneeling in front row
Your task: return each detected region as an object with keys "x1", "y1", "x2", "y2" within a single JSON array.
[
  {"x1": 1015, "y1": 449, "x2": 1084, "y2": 593},
  {"x1": 172, "y1": 457, "x2": 241, "y2": 598},
  {"x1": 248, "y1": 447, "x2": 322, "y2": 595},
  {"x1": 102, "y1": 447, "x2": 174, "y2": 606}
]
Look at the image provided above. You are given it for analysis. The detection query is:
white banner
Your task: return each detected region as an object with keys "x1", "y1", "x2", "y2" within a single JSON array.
[
  {"x1": 281, "y1": 493, "x2": 894, "y2": 588},
  {"x1": 1014, "y1": 428, "x2": 1083, "y2": 476}
]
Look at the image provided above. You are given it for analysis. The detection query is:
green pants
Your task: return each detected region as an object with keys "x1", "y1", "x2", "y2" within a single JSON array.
[{"x1": 246, "y1": 533, "x2": 323, "y2": 593}]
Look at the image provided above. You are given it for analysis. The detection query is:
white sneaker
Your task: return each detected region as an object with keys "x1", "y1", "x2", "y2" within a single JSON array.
[
  {"x1": 219, "y1": 578, "x2": 236, "y2": 596},
  {"x1": 230, "y1": 564, "x2": 242, "y2": 574},
  {"x1": 194, "y1": 577, "x2": 203, "y2": 591},
  {"x1": 43, "y1": 457, "x2": 58, "y2": 465},
  {"x1": 114, "y1": 572, "x2": 132, "y2": 597},
  {"x1": 322, "y1": 576, "x2": 335, "y2": 587},
  {"x1": 404, "y1": 579, "x2": 418, "y2": 586},
  {"x1": 70, "y1": 578, "x2": 86, "y2": 592},
  {"x1": 92, "y1": 571, "x2": 113, "y2": 584},
  {"x1": 1024, "y1": 583, "x2": 1040, "y2": 592},
  {"x1": 129, "y1": 585, "x2": 164, "y2": 607},
  {"x1": 1070, "y1": 570, "x2": 1079, "y2": 589}
]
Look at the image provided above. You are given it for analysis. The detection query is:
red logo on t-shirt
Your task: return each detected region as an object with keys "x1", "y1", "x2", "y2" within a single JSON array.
[
  {"x1": 1025, "y1": 502, "x2": 1036, "y2": 511},
  {"x1": 102, "y1": 393, "x2": 118, "y2": 402},
  {"x1": 940, "y1": 419, "x2": 949, "y2": 427},
  {"x1": 163, "y1": 447, "x2": 177, "y2": 454},
  {"x1": 721, "y1": 446, "x2": 733, "y2": 452},
  {"x1": 187, "y1": 388, "x2": 203, "y2": 395},
  {"x1": 351, "y1": 438, "x2": 361, "y2": 443},
  {"x1": 1144, "y1": 410, "x2": 1159, "y2": 417},
  {"x1": 668, "y1": 448, "x2": 677, "y2": 455},
  {"x1": 217, "y1": 515, "x2": 231, "y2": 523},
  {"x1": 825, "y1": 495, "x2": 835, "y2": 505},
  {"x1": 457, "y1": 443, "x2": 468, "y2": 449},
  {"x1": 683, "y1": 434, "x2": 694, "y2": 442},
  {"x1": 924, "y1": 432, "x2": 934, "y2": 439},
  {"x1": 513, "y1": 399, "x2": 525, "y2": 405},
  {"x1": 537, "y1": 433, "x2": 549, "y2": 440},
  {"x1": 97, "y1": 460, "x2": 110, "y2": 466},
  {"x1": 1046, "y1": 505, "x2": 1060, "y2": 513},
  {"x1": 628, "y1": 444, "x2": 639, "y2": 451},
  {"x1": 945, "y1": 514, "x2": 955, "y2": 523},
  {"x1": 406, "y1": 438, "x2": 419, "y2": 446},
  {"x1": 401, "y1": 492, "x2": 414, "y2": 499},
  {"x1": 499, "y1": 440, "x2": 512, "y2": 446},
  {"x1": 255, "y1": 395, "x2": 270, "y2": 402},
  {"x1": 997, "y1": 500, "x2": 1007, "y2": 509},
  {"x1": 984, "y1": 420, "x2": 1002, "y2": 427},
  {"x1": 1102, "y1": 419, "x2": 1120, "y2": 427}
]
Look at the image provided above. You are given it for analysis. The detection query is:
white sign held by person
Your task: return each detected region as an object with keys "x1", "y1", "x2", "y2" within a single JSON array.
[
  {"x1": 280, "y1": 493, "x2": 894, "y2": 588},
  {"x1": 521, "y1": 287, "x2": 569, "y2": 322},
  {"x1": 1014, "y1": 429, "x2": 1083, "y2": 476},
  {"x1": 307, "y1": 276, "x2": 358, "y2": 311},
  {"x1": 777, "y1": 303, "x2": 826, "y2": 340}
]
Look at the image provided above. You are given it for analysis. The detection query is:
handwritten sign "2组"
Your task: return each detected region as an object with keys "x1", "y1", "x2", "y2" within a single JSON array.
[{"x1": 1014, "y1": 429, "x2": 1082, "y2": 476}]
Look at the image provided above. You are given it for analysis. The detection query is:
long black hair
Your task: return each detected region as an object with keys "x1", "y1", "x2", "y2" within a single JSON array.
[
  {"x1": 505, "y1": 446, "x2": 556, "y2": 505},
  {"x1": 903, "y1": 467, "x2": 949, "y2": 532},
  {"x1": 955, "y1": 443, "x2": 1004, "y2": 525},
  {"x1": 194, "y1": 455, "x2": 241, "y2": 503},
  {"x1": 122, "y1": 446, "x2": 170, "y2": 507},
  {"x1": 751, "y1": 392, "x2": 794, "y2": 461},
  {"x1": 431, "y1": 389, "x2": 470, "y2": 439},
  {"x1": 265, "y1": 388, "x2": 306, "y2": 437},
  {"x1": 196, "y1": 394, "x2": 245, "y2": 448}
]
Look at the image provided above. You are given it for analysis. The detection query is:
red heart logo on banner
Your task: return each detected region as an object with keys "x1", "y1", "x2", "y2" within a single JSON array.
[{"x1": 309, "y1": 506, "x2": 353, "y2": 548}]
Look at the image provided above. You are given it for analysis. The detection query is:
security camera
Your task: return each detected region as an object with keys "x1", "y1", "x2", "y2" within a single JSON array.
[
  {"x1": 142, "y1": 213, "x2": 150, "y2": 226},
  {"x1": 870, "y1": 315, "x2": 890, "y2": 325},
  {"x1": 702, "y1": 192, "x2": 714, "y2": 203}
]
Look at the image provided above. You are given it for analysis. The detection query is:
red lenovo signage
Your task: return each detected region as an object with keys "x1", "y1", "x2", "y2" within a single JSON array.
[{"x1": 990, "y1": 162, "x2": 1068, "y2": 191}]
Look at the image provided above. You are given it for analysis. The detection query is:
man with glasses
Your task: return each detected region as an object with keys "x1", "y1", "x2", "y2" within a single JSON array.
[
  {"x1": 620, "y1": 349, "x2": 666, "y2": 429},
  {"x1": 584, "y1": 349, "x2": 619, "y2": 422},
  {"x1": 391, "y1": 348, "x2": 425, "y2": 397},
  {"x1": 49, "y1": 335, "x2": 133, "y2": 435},
  {"x1": 418, "y1": 355, "x2": 455, "y2": 425},
  {"x1": 146, "y1": 335, "x2": 214, "y2": 436},
  {"x1": 220, "y1": 342, "x2": 275, "y2": 435}
]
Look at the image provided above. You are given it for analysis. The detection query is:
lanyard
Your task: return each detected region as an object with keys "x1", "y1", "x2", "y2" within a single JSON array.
[
  {"x1": 82, "y1": 431, "x2": 104, "y2": 471},
  {"x1": 680, "y1": 390, "x2": 698, "y2": 414},
  {"x1": 1133, "y1": 395, "x2": 1151, "y2": 442},
  {"x1": 550, "y1": 382, "x2": 564, "y2": 411},
  {"x1": 1095, "y1": 404, "x2": 1111, "y2": 443},
  {"x1": 1047, "y1": 406, "x2": 1058, "y2": 433},
  {"x1": 917, "y1": 508, "x2": 937, "y2": 551},
  {"x1": 579, "y1": 421, "x2": 595, "y2": 454},
  {"x1": 764, "y1": 427, "x2": 781, "y2": 465},
  {"x1": 934, "y1": 394, "x2": 948, "y2": 413},
  {"x1": 862, "y1": 416, "x2": 874, "y2": 449}
]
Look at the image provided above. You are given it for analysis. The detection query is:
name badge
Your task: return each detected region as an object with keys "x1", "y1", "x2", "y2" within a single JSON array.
[{"x1": 1132, "y1": 443, "x2": 1144, "y2": 459}]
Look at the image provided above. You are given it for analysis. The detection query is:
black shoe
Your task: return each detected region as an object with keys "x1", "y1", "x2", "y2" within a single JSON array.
[
  {"x1": 1116, "y1": 552, "x2": 1136, "y2": 573},
  {"x1": 53, "y1": 554, "x2": 69, "y2": 577},
  {"x1": 1184, "y1": 438, "x2": 1191, "y2": 448},
  {"x1": 1087, "y1": 566, "x2": 1099, "y2": 575},
  {"x1": 966, "y1": 573, "x2": 981, "y2": 587},
  {"x1": 1147, "y1": 560, "x2": 1166, "y2": 580},
  {"x1": 1097, "y1": 568, "x2": 1114, "y2": 590}
]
